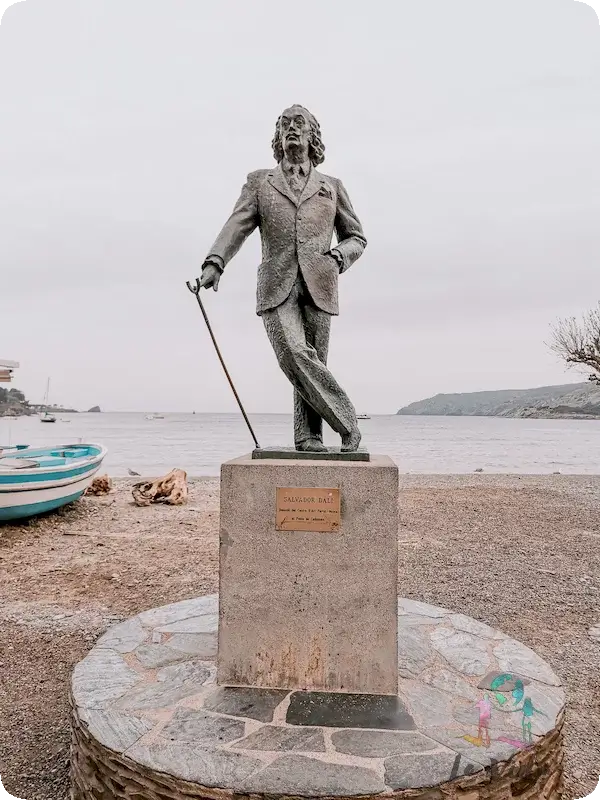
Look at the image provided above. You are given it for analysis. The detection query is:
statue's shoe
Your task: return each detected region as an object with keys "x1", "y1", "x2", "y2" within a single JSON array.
[
  {"x1": 296, "y1": 438, "x2": 328, "y2": 453},
  {"x1": 341, "y1": 427, "x2": 362, "y2": 452}
]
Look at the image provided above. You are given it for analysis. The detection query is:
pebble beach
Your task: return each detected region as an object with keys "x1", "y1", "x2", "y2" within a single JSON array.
[{"x1": 0, "y1": 474, "x2": 598, "y2": 799}]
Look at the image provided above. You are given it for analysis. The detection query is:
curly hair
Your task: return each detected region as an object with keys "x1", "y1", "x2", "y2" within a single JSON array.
[{"x1": 271, "y1": 105, "x2": 325, "y2": 166}]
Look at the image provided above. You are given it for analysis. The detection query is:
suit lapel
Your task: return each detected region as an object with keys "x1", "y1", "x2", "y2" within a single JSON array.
[
  {"x1": 267, "y1": 165, "x2": 298, "y2": 207},
  {"x1": 297, "y1": 168, "x2": 323, "y2": 207}
]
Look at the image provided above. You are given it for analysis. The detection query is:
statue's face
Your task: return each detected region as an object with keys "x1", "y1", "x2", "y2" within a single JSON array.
[{"x1": 280, "y1": 106, "x2": 311, "y2": 158}]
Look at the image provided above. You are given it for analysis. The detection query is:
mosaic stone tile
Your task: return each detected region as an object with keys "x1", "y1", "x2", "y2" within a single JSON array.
[
  {"x1": 478, "y1": 672, "x2": 531, "y2": 692},
  {"x1": 156, "y1": 615, "x2": 218, "y2": 635},
  {"x1": 117, "y1": 681, "x2": 203, "y2": 711},
  {"x1": 162, "y1": 709, "x2": 244, "y2": 744},
  {"x1": 79, "y1": 709, "x2": 153, "y2": 753},
  {"x1": 399, "y1": 599, "x2": 450, "y2": 618},
  {"x1": 133, "y1": 644, "x2": 188, "y2": 669},
  {"x1": 72, "y1": 650, "x2": 140, "y2": 709},
  {"x1": 398, "y1": 626, "x2": 434, "y2": 678},
  {"x1": 420, "y1": 668, "x2": 479, "y2": 701},
  {"x1": 165, "y1": 633, "x2": 218, "y2": 659},
  {"x1": 430, "y1": 628, "x2": 491, "y2": 676},
  {"x1": 400, "y1": 614, "x2": 445, "y2": 627},
  {"x1": 385, "y1": 749, "x2": 482, "y2": 789},
  {"x1": 138, "y1": 596, "x2": 218, "y2": 628},
  {"x1": 450, "y1": 614, "x2": 498, "y2": 639},
  {"x1": 203, "y1": 687, "x2": 288, "y2": 722},
  {"x1": 156, "y1": 660, "x2": 212, "y2": 687},
  {"x1": 126, "y1": 741, "x2": 261, "y2": 789},
  {"x1": 422, "y1": 725, "x2": 527, "y2": 769},
  {"x1": 493, "y1": 639, "x2": 561, "y2": 686},
  {"x1": 401, "y1": 682, "x2": 454, "y2": 728},
  {"x1": 332, "y1": 729, "x2": 439, "y2": 758},
  {"x1": 96, "y1": 618, "x2": 148, "y2": 654},
  {"x1": 242, "y1": 755, "x2": 385, "y2": 796},
  {"x1": 237, "y1": 725, "x2": 326, "y2": 752}
]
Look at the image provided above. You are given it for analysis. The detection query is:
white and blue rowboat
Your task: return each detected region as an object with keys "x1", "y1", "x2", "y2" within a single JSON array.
[{"x1": 0, "y1": 443, "x2": 107, "y2": 521}]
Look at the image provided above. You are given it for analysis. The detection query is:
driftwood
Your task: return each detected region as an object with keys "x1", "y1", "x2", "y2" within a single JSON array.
[
  {"x1": 85, "y1": 475, "x2": 113, "y2": 496},
  {"x1": 132, "y1": 469, "x2": 188, "y2": 507}
]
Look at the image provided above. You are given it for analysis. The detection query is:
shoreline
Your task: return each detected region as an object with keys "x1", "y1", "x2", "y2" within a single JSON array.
[{"x1": 0, "y1": 474, "x2": 598, "y2": 800}]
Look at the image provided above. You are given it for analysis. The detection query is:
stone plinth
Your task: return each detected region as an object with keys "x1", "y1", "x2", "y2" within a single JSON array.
[
  {"x1": 218, "y1": 454, "x2": 399, "y2": 694},
  {"x1": 252, "y1": 447, "x2": 370, "y2": 462},
  {"x1": 70, "y1": 597, "x2": 565, "y2": 800}
]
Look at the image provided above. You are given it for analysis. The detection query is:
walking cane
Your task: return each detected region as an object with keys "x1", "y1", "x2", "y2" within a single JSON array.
[{"x1": 186, "y1": 279, "x2": 261, "y2": 451}]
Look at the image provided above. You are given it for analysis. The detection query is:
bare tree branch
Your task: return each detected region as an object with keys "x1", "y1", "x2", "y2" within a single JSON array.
[{"x1": 548, "y1": 302, "x2": 600, "y2": 384}]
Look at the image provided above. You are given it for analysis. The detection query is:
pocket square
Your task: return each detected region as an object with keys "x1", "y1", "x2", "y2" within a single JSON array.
[{"x1": 318, "y1": 185, "x2": 333, "y2": 199}]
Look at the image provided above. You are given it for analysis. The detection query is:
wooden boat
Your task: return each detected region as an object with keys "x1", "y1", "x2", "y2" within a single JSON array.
[
  {"x1": 0, "y1": 444, "x2": 29, "y2": 453},
  {"x1": 0, "y1": 443, "x2": 107, "y2": 521}
]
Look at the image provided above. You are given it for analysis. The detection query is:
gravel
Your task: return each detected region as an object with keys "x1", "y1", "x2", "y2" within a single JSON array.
[{"x1": 0, "y1": 474, "x2": 598, "y2": 799}]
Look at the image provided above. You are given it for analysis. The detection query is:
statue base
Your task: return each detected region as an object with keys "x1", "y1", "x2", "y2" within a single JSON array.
[
  {"x1": 219, "y1": 453, "x2": 397, "y2": 693},
  {"x1": 70, "y1": 596, "x2": 565, "y2": 800},
  {"x1": 252, "y1": 446, "x2": 370, "y2": 462}
]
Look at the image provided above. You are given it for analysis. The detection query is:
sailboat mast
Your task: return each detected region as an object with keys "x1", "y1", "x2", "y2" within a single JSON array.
[{"x1": 43, "y1": 377, "x2": 50, "y2": 415}]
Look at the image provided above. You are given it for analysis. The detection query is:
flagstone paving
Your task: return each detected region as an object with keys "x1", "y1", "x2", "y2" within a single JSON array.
[{"x1": 70, "y1": 595, "x2": 565, "y2": 798}]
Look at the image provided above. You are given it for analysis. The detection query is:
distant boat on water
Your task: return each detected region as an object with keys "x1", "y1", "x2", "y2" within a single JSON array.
[
  {"x1": 357, "y1": 413, "x2": 371, "y2": 420},
  {"x1": 0, "y1": 443, "x2": 107, "y2": 521},
  {"x1": 145, "y1": 414, "x2": 165, "y2": 420},
  {"x1": 40, "y1": 378, "x2": 57, "y2": 423}
]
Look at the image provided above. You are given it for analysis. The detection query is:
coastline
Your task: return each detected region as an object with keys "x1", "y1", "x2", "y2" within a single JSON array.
[{"x1": 0, "y1": 475, "x2": 598, "y2": 799}]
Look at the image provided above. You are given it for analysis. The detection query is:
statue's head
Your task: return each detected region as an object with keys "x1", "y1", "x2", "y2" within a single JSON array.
[{"x1": 271, "y1": 105, "x2": 325, "y2": 166}]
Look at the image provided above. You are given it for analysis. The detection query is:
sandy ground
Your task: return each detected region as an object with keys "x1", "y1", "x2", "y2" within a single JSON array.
[{"x1": 0, "y1": 474, "x2": 598, "y2": 800}]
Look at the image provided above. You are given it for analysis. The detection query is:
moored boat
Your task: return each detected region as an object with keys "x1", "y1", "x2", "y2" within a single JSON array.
[
  {"x1": 40, "y1": 377, "x2": 57, "y2": 422},
  {"x1": 0, "y1": 443, "x2": 107, "y2": 521}
]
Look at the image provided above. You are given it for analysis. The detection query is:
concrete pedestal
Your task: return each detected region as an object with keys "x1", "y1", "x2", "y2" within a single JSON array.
[{"x1": 217, "y1": 454, "x2": 399, "y2": 694}]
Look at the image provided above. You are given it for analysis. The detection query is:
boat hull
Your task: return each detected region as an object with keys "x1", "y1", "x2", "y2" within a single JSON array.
[{"x1": 0, "y1": 444, "x2": 106, "y2": 521}]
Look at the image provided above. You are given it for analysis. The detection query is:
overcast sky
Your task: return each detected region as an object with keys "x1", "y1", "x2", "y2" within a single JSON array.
[{"x1": 1, "y1": 0, "x2": 599, "y2": 413}]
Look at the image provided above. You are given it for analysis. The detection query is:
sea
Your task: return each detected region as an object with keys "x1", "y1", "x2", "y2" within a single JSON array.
[{"x1": 1, "y1": 413, "x2": 599, "y2": 476}]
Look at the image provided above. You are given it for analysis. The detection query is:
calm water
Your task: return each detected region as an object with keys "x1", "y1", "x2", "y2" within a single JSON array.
[{"x1": 1, "y1": 413, "x2": 599, "y2": 476}]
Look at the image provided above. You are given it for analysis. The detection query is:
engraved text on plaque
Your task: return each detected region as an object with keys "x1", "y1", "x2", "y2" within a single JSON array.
[{"x1": 276, "y1": 487, "x2": 341, "y2": 532}]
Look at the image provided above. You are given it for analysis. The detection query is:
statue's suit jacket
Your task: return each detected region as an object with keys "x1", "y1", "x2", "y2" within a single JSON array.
[{"x1": 205, "y1": 165, "x2": 367, "y2": 316}]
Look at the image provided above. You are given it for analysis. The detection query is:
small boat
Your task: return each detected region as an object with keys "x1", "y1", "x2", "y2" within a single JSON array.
[
  {"x1": 0, "y1": 444, "x2": 29, "y2": 455},
  {"x1": 357, "y1": 413, "x2": 371, "y2": 420},
  {"x1": 0, "y1": 443, "x2": 107, "y2": 521},
  {"x1": 40, "y1": 377, "x2": 57, "y2": 423},
  {"x1": 145, "y1": 414, "x2": 165, "y2": 420}
]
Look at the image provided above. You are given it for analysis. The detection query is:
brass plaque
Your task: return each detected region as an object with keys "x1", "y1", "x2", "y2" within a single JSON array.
[{"x1": 276, "y1": 487, "x2": 341, "y2": 532}]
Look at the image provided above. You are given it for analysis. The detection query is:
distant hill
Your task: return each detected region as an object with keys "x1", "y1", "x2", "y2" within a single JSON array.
[{"x1": 397, "y1": 381, "x2": 600, "y2": 419}]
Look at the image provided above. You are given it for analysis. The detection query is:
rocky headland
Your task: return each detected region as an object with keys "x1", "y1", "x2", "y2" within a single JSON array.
[{"x1": 398, "y1": 381, "x2": 600, "y2": 419}]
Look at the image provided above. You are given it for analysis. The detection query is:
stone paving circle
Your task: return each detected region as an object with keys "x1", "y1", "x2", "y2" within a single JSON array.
[{"x1": 70, "y1": 595, "x2": 565, "y2": 799}]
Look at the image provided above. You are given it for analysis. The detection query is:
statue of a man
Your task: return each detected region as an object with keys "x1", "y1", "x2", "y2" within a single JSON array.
[{"x1": 199, "y1": 105, "x2": 367, "y2": 452}]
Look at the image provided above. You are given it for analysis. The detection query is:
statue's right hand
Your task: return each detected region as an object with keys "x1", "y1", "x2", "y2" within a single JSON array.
[{"x1": 199, "y1": 264, "x2": 222, "y2": 292}]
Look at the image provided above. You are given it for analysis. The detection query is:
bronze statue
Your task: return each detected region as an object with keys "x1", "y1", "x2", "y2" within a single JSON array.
[{"x1": 199, "y1": 105, "x2": 367, "y2": 452}]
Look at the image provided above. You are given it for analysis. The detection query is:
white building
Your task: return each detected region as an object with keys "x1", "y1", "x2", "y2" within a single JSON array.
[{"x1": 0, "y1": 360, "x2": 19, "y2": 383}]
